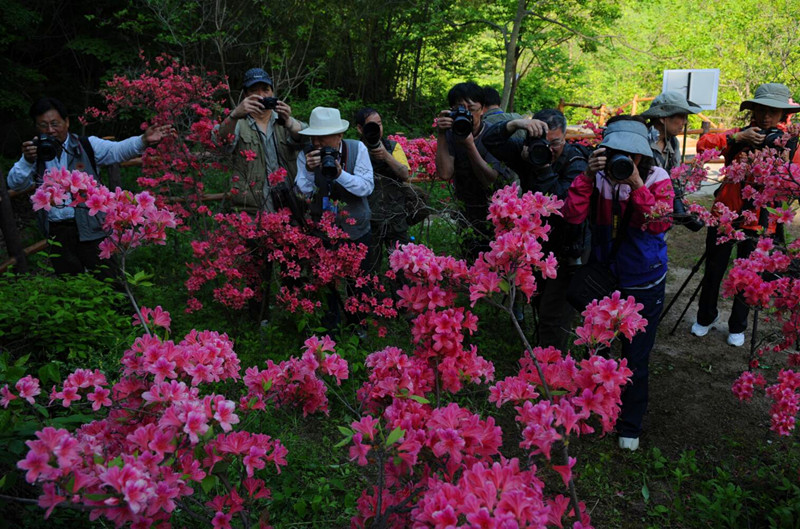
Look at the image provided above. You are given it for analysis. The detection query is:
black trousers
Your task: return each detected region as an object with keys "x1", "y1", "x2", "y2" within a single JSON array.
[
  {"x1": 696, "y1": 227, "x2": 756, "y2": 334},
  {"x1": 48, "y1": 221, "x2": 115, "y2": 281}
]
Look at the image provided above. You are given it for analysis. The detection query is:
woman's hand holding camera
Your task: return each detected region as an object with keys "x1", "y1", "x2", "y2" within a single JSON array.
[
  {"x1": 732, "y1": 127, "x2": 765, "y2": 147},
  {"x1": 586, "y1": 147, "x2": 606, "y2": 179},
  {"x1": 617, "y1": 163, "x2": 644, "y2": 190}
]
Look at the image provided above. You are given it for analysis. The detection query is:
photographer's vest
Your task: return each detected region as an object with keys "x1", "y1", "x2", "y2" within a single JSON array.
[
  {"x1": 230, "y1": 116, "x2": 300, "y2": 211},
  {"x1": 37, "y1": 134, "x2": 107, "y2": 242},
  {"x1": 311, "y1": 139, "x2": 371, "y2": 240}
]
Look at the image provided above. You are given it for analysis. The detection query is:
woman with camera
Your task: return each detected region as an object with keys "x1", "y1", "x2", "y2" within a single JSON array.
[
  {"x1": 692, "y1": 83, "x2": 800, "y2": 347},
  {"x1": 641, "y1": 91, "x2": 705, "y2": 232},
  {"x1": 563, "y1": 116, "x2": 674, "y2": 451}
]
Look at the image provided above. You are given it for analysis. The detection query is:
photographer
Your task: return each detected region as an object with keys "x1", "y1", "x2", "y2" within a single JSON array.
[
  {"x1": 483, "y1": 108, "x2": 590, "y2": 350},
  {"x1": 481, "y1": 86, "x2": 522, "y2": 126},
  {"x1": 692, "y1": 83, "x2": 800, "y2": 347},
  {"x1": 217, "y1": 68, "x2": 305, "y2": 211},
  {"x1": 563, "y1": 116, "x2": 674, "y2": 451},
  {"x1": 641, "y1": 90, "x2": 705, "y2": 232},
  {"x1": 295, "y1": 106, "x2": 374, "y2": 243},
  {"x1": 435, "y1": 82, "x2": 511, "y2": 258},
  {"x1": 355, "y1": 108, "x2": 412, "y2": 272},
  {"x1": 7, "y1": 97, "x2": 169, "y2": 276}
]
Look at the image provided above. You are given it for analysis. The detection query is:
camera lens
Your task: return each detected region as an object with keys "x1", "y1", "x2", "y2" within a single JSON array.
[
  {"x1": 607, "y1": 152, "x2": 634, "y2": 181},
  {"x1": 319, "y1": 147, "x2": 339, "y2": 179},
  {"x1": 362, "y1": 122, "x2": 382, "y2": 149},
  {"x1": 525, "y1": 138, "x2": 552, "y2": 166},
  {"x1": 34, "y1": 134, "x2": 61, "y2": 162},
  {"x1": 449, "y1": 106, "x2": 473, "y2": 137}
]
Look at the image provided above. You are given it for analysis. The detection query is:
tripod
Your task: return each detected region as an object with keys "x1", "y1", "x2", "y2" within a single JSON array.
[{"x1": 659, "y1": 251, "x2": 706, "y2": 334}]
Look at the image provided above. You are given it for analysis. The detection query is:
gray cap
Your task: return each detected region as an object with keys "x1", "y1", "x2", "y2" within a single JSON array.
[
  {"x1": 740, "y1": 83, "x2": 800, "y2": 113},
  {"x1": 641, "y1": 90, "x2": 702, "y2": 118},
  {"x1": 599, "y1": 120, "x2": 652, "y2": 157},
  {"x1": 242, "y1": 68, "x2": 273, "y2": 89}
]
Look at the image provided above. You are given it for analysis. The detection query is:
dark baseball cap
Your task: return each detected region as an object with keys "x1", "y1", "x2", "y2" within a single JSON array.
[{"x1": 242, "y1": 68, "x2": 273, "y2": 89}]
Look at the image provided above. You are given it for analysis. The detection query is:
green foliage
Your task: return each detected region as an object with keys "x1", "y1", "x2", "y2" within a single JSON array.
[{"x1": 0, "y1": 272, "x2": 133, "y2": 361}]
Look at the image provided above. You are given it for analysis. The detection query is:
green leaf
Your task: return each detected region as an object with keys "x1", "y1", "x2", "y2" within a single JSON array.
[
  {"x1": 14, "y1": 354, "x2": 30, "y2": 367},
  {"x1": 337, "y1": 426, "x2": 354, "y2": 436},
  {"x1": 84, "y1": 493, "x2": 113, "y2": 501},
  {"x1": 333, "y1": 435, "x2": 353, "y2": 448},
  {"x1": 201, "y1": 475, "x2": 218, "y2": 493},
  {"x1": 385, "y1": 427, "x2": 404, "y2": 447},
  {"x1": 408, "y1": 394, "x2": 430, "y2": 404},
  {"x1": 499, "y1": 279, "x2": 510, "y2": 294},
  {"x1": 641, "y1": 483, "x2": 650, "y2": 503},
  {"x1": 262, "y1": 379, "x2": 273, "y2": 392}
]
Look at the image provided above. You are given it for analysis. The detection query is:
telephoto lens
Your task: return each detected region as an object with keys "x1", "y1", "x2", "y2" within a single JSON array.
[
  {"x1": 606, "y1": 151, "x2": 634, "y2": 181},
  {"x1": 362, "y1": 122, "x2": 382, "y2": 149},
  {"x1": 319, "y1": 146, "x2": 341, "y2": 180}
]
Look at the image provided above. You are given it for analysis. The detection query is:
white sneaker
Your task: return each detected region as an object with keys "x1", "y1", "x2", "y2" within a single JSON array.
[
  {"x1": 619, "y1": 437, "x2": 639, "y2": 451},
  {"x1": 727, "y1": 332, "x2": 745, "y2": 347},
  {"x1": 691, "y1": 316, "x2": 719, "y2": 337}
]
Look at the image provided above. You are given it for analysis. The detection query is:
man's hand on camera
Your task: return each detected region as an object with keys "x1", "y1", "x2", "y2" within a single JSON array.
[
  {"x1": 586, "y1": 147, "x2": 606, "y2": 178},
  {"x1": 305, "y1": 149, "x2": 321, "y2": 171},
  {"x1": 508, "y1": 118, "x2": 548, "y2": 138},
  {"x1": 230, "y1": 95, "x2": 267, "y2": 120},
  {"x1": 733, "y1": 128, "x2": 765, "y2": 147},
  {"x1": 275, "y1": 101, "x2": 293, "y2": 125},
  {"x1": 22, "y1": 139, "x2": 38, "y2": 163},
  {"x1": 369, "y1": 143, "x2": 390, "y2": 162},
  {"x1": 436, "y1": 110, "x2": 453, "y2": 134}
]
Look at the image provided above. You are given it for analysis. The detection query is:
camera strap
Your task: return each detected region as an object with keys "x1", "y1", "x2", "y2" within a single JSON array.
[{"x1": 77, "y1": 136, "x2": 99, "y2": 177}]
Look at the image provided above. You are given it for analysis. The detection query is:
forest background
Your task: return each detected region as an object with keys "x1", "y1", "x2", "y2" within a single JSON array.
[{"x1": 1, "y1": 0, "x2": 800, "y2": 161}]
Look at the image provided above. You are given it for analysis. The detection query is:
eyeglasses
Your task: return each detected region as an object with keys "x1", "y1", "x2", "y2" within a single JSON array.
[{"x1": 36, "y1": 120, "x2": 65, "y2": 130}]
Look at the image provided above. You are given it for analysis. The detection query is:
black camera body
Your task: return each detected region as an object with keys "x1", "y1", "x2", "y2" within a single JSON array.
[
  {"x1": 318, "y1": 146, "x2": 341, "y2": 179},
  {"x1": 759, "y1": 127, "x2": 785, "y2": 150},
  {"x1": 33, "y1": 134, "x2": 62, "y2": 162},
  {"x1": 260, "y1": 97, "x2": 279, "y2": 110},
  {"x1": 449, "y1": 106, "x2": 473, "y2": 137},
  {"x1": 362, "y1": 121, "x2": 382, "y2": 149},
  {"x1": 524, "y1": 135, "x2": 552, "y2": 166},
  {"x1": 605, "y1": 149, "x2": 635, "y2": 181}
]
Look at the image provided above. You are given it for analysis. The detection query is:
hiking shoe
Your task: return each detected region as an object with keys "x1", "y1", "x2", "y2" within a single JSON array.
[
  {"x1": 618, "y1": 437, "x2": 640, "y2": 451},
  {"x1": 727, "y1": 332, "x2": 745, "y2": 347},
  {"x1": 691, "y1": 316, "x2": 719, "y2": 337}
]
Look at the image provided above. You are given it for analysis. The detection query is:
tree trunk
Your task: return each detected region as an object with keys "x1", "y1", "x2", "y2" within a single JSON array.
[
  {"x1": 0, "y1": 171, "x2": 28, "y2": 273},
  {"x1": 501, "y1": 0, "x2": 527, "y2": 110}
]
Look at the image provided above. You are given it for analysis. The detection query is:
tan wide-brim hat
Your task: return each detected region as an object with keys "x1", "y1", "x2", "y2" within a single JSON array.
[
  {"x1": 641, "y1": 90, "x2": 702, "y2": 118},
  {"x1": 739, "y1": 83, "x2": 800, "y2": 113},
  {"x1": 299, "y1": 107, "x2": 349, "y2": 136}
]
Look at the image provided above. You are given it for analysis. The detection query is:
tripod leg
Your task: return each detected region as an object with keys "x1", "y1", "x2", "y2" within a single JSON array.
[
  {"x1": 669, "y1": 278, "x2": 704, "y2": 336},
  {"x1": 660, "y1": 251, "x2": 707, "y2": 325}
]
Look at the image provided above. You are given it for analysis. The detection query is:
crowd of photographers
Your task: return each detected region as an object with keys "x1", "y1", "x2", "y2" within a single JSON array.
[{"x1": 8, "y1": 67, "x2": 800, "y2": 452}]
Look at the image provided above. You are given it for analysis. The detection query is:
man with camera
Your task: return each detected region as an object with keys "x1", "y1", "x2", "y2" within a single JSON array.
[
  {"x1": 295, "y1": 106, "x2": 374, "y2": 243},
  {"x1": 7, "y1": 96, "x2": 169, "y2": 276},
  {"x1": 217, "y1": 67, "x2": 305, "y2": 211},
  {"x1": 482, "y1": 108, "x2": 590, "y2": 350},
  {"x1": 435, "y1": 81, "x2": 511, "y2": 258},
  {"x1": 354, "y1": 107, "x2": 414, "y2": 272}
]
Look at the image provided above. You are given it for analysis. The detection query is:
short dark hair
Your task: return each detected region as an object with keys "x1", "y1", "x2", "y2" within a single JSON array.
[
  {"x1": 29, "y1": 97, "x2": 68, "y2": 122},
  {"x1": 483, "y1": 86, "x2": 502, "y2": 107},
  {"x1": 447, "y1": 82, "x2": 484, "y2": 108},
  {"x1": 533, "y1": 109, "x2": 567, "y2": 134},
  {"x1": 354, "y1": 107, "x2": 379, "y2": 127}
]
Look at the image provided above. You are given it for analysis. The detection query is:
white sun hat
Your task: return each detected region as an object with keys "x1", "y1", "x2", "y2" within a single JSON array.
[{"x1": 299, "y1": 107, "x2": 349, "y2": 136}]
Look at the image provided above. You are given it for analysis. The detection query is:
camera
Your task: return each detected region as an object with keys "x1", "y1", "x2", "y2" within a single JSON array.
[
  {"x1": 605, "y1": 149, "x2": 635, "y2": 181},
  {"x1": 33, "y1": 134, "x2": 62, "y2": 162},
  {"x1": 260, "y1": 97, "x2": 279, "y2": 110},
  {"x1": 362, "y1": 121, "x2": 382, "y2": 149},
  {"x1": 318, "y1": 146, "x2": 341, "y2": 179},
  {"x1": 672, "y1": 191, "x2": 705, "y2": 232},
  {"x1": 449, "y1": 106, "x2": 473, "y2": 137},
  {"x1": 759, "y1": 127, "x2": 785, "y2": 150},
  {"x1": 524, "y1": 135, "x2": 552, "y2": 166}
]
